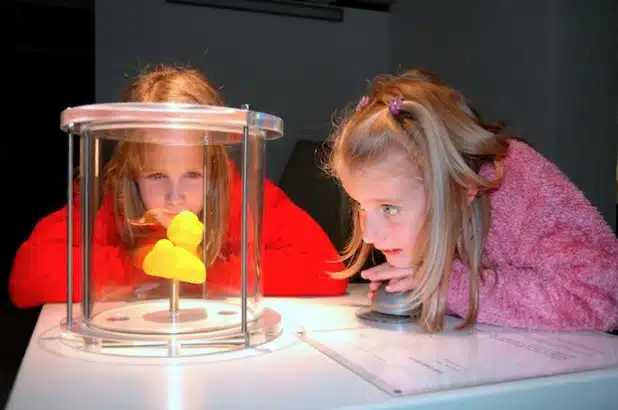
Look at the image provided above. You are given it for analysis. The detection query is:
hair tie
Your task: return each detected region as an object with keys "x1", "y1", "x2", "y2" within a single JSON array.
[
  {"x1": 388, "y1": 96, "x2": 404, "y2": 115},
  {"x1": 356, "y1": 96, "x2": 370, "y2": 111}
]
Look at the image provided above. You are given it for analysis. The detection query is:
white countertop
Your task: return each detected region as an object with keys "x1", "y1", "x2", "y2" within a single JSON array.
[{"x1": 6, "y1": 284, "x2": 618, "y2": 410}]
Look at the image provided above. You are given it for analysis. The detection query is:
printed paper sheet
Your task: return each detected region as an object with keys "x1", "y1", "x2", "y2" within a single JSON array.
[{"x1": 300, "y1": 321, "x2": 618, "y2": 396}]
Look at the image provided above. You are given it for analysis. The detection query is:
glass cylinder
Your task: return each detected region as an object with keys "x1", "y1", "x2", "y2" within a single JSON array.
[{"x1": 58, "y1": 102, "x2": 284, "y2": 357}]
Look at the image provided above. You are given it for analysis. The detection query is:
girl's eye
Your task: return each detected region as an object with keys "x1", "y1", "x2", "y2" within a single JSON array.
[
  {"x1": 146, "y1": 173, "x2": 166, "y2": 180},
  {"x1": 381, "y1": 205, "x2": 400, "y2": 216},
  {"x1": 185, "y1": 171, "x2": 203, "y2": 179}
]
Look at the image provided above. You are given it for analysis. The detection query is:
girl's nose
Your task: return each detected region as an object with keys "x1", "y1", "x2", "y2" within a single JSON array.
[
  {"x1": 361, "y1": 213, "x2": 384, "y2": 245},
  {"x1": 165, "y1": 184, "x2": 185, "y2": 205}
]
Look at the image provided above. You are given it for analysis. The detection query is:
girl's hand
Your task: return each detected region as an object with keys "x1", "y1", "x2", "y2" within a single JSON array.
[
  {"x1": 129, "y1": 208, "x2": 175, "y2": 229},
  {"x1": 360, "y1": 263, "x2": 415, "y2": 301},
  {"x1": 148, "y1": 208, "x2": 176, "y2": 228}
]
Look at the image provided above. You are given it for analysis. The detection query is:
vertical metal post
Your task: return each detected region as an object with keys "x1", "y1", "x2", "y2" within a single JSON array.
[
  {"x1": 80, "y1": 133, "x2": 92, "y2": 320},
  {"x1": 201, "y1": 144, "x2": 208, "y2": 299},
  {"x1": 93, "y1": 138, "x2": 100, "y2": 209},
  {"x1": 240, "y1": 104, "x2": 250, "y2": 346},
  {"x1": 170, "y1": 279, "x2": 179, "y2": 314},
  {"x1": 67, "y1": 132, "x2": 74, "y2": 328},
  {"x1": 255, "y1": 138, "x2": 266, "y2": 298}
]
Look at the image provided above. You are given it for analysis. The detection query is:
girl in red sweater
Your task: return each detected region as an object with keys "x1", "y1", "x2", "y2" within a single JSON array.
[
  {"x1": 326, "y1": 69, "x2": 618, "y2": 332},
  {"x1": 9, "y1": 65, "x2": 347, "y2": 308}
]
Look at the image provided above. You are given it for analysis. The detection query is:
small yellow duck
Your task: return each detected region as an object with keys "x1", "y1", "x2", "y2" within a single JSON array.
[{"x1": 142, "y1": 210, "x2": 207, "y2": 284}]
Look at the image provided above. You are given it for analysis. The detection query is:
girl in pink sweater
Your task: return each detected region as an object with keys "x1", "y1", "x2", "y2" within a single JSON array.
[{"x1": 325, "y1": 69, "x2": 618, "y2": 332}]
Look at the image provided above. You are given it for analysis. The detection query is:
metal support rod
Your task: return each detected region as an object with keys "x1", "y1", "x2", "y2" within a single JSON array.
[
  {"x1": 170, "y1": 279, "x2": 180, "y2": 315},
  {"x1": 240, "y1": 104, "x2": 250, "y2": 346},
  {"x1": 80, "y1": 134, "x2": 92, "y2": 320},
  {"x1": 201, "y1": 145, "x2": 208, "y2": 299},
  {"x1": 67, "y1": 132, "x2": 74, "y2": 328},
  {"x1": 93, "y1": 138, "x2": 100, "y2": 210}
]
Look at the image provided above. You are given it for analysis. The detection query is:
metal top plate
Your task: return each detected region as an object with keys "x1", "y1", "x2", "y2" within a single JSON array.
[{"x1": 59, "y1": 102, "x2": 284, "y2": 142}]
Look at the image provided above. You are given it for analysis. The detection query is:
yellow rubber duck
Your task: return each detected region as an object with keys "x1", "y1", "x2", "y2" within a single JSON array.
[
  {"x1": 142, "y1": 210, "x2": 207, "y2": 284},
  {"x1": 166, "y1": 210, "x2": 204, "y2": 255}
]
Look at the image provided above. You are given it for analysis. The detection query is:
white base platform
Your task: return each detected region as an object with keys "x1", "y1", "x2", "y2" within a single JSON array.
[{"x1": 6, "y1": 284, "x2": 618, "y2": 410}]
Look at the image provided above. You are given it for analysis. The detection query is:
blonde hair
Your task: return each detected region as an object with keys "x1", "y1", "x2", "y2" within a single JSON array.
[
  {"x1": 103, "y1": 65, "x2": 230, "y2": 267},
  {"x1": 326, "y1": 69, "x2": 510, "y2": 332}
]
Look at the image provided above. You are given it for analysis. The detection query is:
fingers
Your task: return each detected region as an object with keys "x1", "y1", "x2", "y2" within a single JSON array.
[
  {"x1": 361, "y1": 263, "x2": 416, "y2": 304},
  {"x1": 148, "y1": 208, "x2": 175, "y2": 228},
  {"x1": 369, "y1": 281, "x2": 382, "y2": 292},
  {"x1": 361, "y1": 263, "x2": 412, "y2": 282},
  {"x1": 385, "y1": 276, "x2": 415, "y2": 293},
  {"x1": 359, "y1": 263, "x2": 389, "y2": 280}
]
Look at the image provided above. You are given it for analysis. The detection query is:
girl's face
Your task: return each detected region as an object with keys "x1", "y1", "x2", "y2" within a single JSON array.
[
  {"x1": 339, "y1": 155, "x2": 427, "y2": 269},
  {"x1": 136, "y1": 144, "x2": 204, "y2": 219}
]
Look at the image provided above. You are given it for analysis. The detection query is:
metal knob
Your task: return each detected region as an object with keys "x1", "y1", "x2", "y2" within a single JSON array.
[{"x1": 371, "y1": 283, "x2": 415, "y2": 316}]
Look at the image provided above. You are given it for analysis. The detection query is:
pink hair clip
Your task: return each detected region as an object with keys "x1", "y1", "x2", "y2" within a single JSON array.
[
  {"x1": 388, "y1": 96, "x2": 404, "y2": 115},
  {"x1": 356, "y1": 96, "x2": 370, "y2": 111}
]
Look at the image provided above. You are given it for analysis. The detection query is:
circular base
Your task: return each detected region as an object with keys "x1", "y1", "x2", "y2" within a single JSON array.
[
  {"x1": 356, "y1": 308, "x2": 412, "y2": 324},
  {"x1": 88, "y1": 299, "x2": 256, "y2": 335},
  {"x1": 60, "y1": 299, "x2": 282, "y2": 358}
]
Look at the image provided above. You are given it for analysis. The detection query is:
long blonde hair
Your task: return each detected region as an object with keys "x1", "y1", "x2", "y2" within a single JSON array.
[
  {"x1": 326, "y1": 69, "x2": 510, "y2": 331},
  {"x1": 103, "y1": 65, "x2": 230, "y2": 267}
]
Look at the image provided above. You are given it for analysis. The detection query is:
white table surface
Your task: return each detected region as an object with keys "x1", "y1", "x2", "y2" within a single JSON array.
[{"x1": 6, "y1": 284, "x2": 618, "y2": 410}]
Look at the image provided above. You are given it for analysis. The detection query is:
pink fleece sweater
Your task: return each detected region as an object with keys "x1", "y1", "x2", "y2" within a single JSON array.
[{"x1": 447, "y1": 140, "x2": 618, "y2": 331}]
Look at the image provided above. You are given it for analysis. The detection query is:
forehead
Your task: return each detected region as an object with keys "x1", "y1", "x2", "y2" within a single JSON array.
[
  {"x1": 141, "y1": 144, "x2": 203, "y2": 169},
  {"x1": 340, "y1": 155, "x2": 422, "y2": 203}
]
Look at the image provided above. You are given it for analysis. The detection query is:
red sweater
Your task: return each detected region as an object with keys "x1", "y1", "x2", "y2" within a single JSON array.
[
  {"x1": 9, "y1": 171, "x2": 348, "y2": 308},
  {"x1": 447, "y1": 140, "x2": 618, "y2": 331}
]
